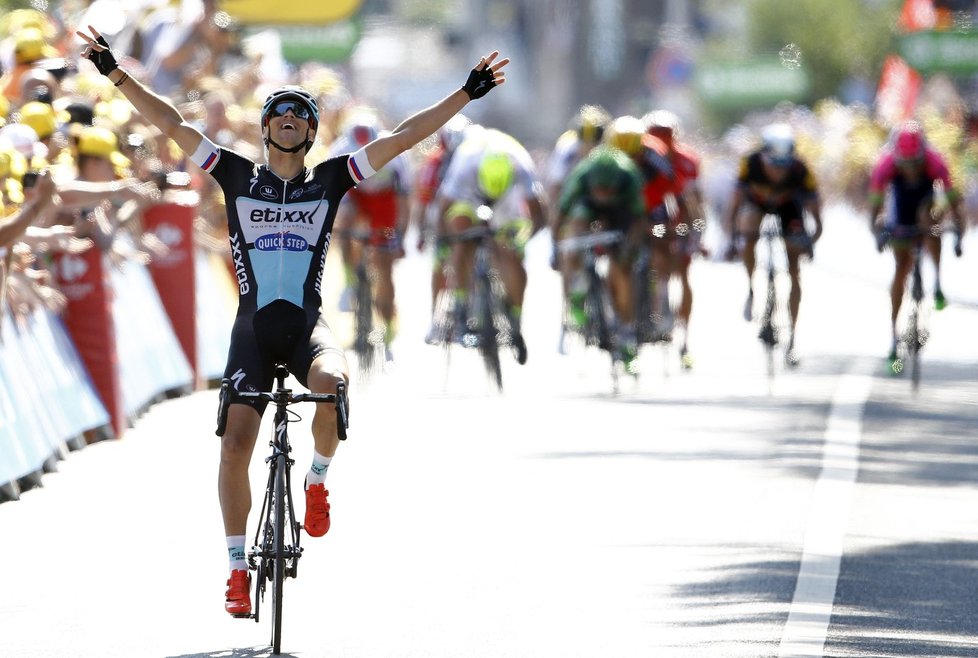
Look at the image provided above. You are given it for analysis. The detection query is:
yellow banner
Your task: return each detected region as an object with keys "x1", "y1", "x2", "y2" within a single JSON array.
[{"x1": 218, "y1": 0, "x2": 362, "y2": 25}]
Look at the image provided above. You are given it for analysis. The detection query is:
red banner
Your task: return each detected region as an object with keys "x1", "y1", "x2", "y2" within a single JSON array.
[
  {"x1": 53, "y1": 248, "x2": 126, "y2": 438},
  {"x1": 900, "y1": 0, "x2": 935, "y2": 32},
  {"x1": 143, "y1": 202, "x2": 199, "y2": 387},
  {"x1": 875, "y1": 55, "x2": 922, "y2": 127}
]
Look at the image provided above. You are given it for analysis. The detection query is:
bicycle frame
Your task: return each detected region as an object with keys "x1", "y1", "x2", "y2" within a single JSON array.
[
  {"x1": 757, "y1": 215, "x2": 789, "y2": 378},
  {"x1": 435, "y1": 216, "x2": 520, "y2": 389},
  {"x1": 904, "y1": 237, "x2": 928, "y2": 390},
  {"x1": 335, "y1": 227, "x2": 399, "y2": 376},
  {"x1": 557, "y1": 230, "x2": 623, "y2": 382},
  {"x1": 215, "y1": 365, "x2": 348, "y2": 654}
]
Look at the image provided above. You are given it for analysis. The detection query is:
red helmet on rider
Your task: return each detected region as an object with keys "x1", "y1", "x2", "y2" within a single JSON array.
[{"x1": 893, "y1": 120, "x2": 926, "y2": 165}]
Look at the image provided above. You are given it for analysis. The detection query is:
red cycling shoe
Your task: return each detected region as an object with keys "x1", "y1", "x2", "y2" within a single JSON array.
[
  {"x1": 225, "y1": 569, "x2": 252, "y2": 616},
  {"x1": 304, "y1": 483, "x2": 331, "y2": 537}
]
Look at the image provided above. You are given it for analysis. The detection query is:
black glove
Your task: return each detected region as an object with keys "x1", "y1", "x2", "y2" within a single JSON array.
[
  {"x1": 461, "y1": 66, "x2": 497, "y2": 100},
  {"x1": 86, "y1": 35, "x2": 118, "y2": 76}
]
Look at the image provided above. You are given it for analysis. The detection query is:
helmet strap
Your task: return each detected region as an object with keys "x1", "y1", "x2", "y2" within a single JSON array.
[{"x1": 264, "y1": 127, "x2": 313, "y2": 154}]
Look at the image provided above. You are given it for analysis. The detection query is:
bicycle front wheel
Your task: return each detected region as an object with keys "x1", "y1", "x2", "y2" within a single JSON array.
[{"x1": 270, "y1": 453, "x2": 287, "y2": 654}]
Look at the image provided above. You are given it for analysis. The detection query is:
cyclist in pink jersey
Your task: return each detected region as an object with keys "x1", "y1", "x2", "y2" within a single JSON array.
[{"x1": 868, "y1": 120, "x2": 966, "y2": 369}]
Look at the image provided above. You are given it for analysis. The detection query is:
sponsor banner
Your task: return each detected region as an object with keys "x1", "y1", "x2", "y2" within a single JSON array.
[
  {"x1": 53, "y1": 247, "x2": 126, "y2": 437},
  {"x1": 110, "y1": 249, "x2": 193, "y2": 419},
  {"x1": 694, "y1": 57, "x2": 811, "y2": 109},
  {"x1": 897, "y1": 29, "x2": 978, "y2": 75},
  {"x1": 218, "y1": 0, "x2": 362, "y2": 24},
  {"x1": 195, "y1": 250, "x2": 236, "y2": 381},
  {"x1": 144, "y1": 202, "x2": 198, "y2": 384},
  {"x1": 0, "y1": 308, "x2": 108, "y2": 489},
  {"x1": 0, "y1": 312, "x2": 49, "y2": 484}
]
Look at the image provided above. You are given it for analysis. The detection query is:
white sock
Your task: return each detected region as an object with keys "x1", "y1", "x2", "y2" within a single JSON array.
[
  {"x1": 227, "y1": 534, "x2": 247, "y2": 573},
  {"x1": 307, "y1": 451, "x2": 332, "y2": 487}
]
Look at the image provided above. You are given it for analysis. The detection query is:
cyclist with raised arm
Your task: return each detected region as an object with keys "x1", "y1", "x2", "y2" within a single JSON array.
[
  {"x1": 77, "y1": 25, "x2": 508, "y2": 616},
  {"x1": 723, "y1": 123, "x2": 823, "y2": 366},
  {"x1": 552, "y1": 145, "x2": 647, "y2": 372},
  {"x1": 438, "y1": 127, "x2": 547, "y2": 364},
  {"x1": 868, "y1": 119, "x2": 966, "y2": 371}
]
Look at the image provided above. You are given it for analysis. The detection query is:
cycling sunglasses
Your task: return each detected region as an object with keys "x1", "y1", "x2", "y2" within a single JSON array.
[{"x1": 268, "y1": 100, "x2": 312, "y2": 121}]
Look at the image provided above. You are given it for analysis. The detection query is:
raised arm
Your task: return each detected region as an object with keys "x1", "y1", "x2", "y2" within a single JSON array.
[
  {"x1": 0, "y1": 172, "x2": 57, "y2": 248},
  {"x1": 76, "y1": 26, "x2": 204, "y2": 157},
  {"x1": 364, "y1": 52, "x2": 508, "y2": 173}
]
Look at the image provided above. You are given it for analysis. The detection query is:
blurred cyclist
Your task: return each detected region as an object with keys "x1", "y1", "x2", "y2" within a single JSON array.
[
  {"x1": 552, "y1": 145, "x2": 647, "y2": 371},
  {"x1": 639, "y1": 110, "x2": 705, "y2": 368},
  {"x1": 438, "y1": 127, "x2": 547, "y2": 364},
  {"x1": 868, "y1": 119, "x2": 966, "y2": 371},
  {"x1": 723, "y1": 123, "x2": 822, "y2": 366},
  {"x1": 414, "y1": 114, "x2": 475, "y2": 343},
  {"x1": 79, "y1": 24, "x2": 508, "y2": 616},
  {"x1": 544, "y1": 104, "x2": 611, "y2": 207},
  {"x1": 330, "y1": 109, "x2": 412, "y2": 363}
]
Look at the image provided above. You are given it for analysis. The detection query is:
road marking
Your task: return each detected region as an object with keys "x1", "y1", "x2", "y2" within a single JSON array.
[{"x1": 778, "y1": 365, "x2": 873, "y2": 658}]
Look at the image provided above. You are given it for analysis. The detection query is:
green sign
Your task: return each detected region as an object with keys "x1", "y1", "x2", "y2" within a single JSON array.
[
  {"x1": 898, "y1": 30, "x2": 978, "y2": 75},
  {"x1": 275, "y1": 20, "x2": 362, "y2": 64},
  {"x1": 694, "y1": 58, "x2": 810, "y2": 109}
]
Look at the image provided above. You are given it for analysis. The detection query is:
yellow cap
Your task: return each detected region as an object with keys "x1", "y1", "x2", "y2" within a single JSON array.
[
  {"x1": 77, "y1": 126, "x2": 119, "y2": 159},
  {"x1": 13, "y1": 27, "x2": 56, "y2": 65},
  {"x1": 18, "y1": 101, "x2": 56, "y2": 139}
]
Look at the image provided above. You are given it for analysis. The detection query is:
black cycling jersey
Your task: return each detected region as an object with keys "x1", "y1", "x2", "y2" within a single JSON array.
[{"x1": 191, "y1": 136, "x2": 375, "y2": 408}]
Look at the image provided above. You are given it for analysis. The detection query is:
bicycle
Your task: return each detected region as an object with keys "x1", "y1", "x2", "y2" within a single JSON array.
[
  {"x1": 335, "y1": 228, "x2": 398, "y2": 377},
  {"x1": 430, "y1": 206, "x2": 525, "y2": 390},
  {"x1": 216, "y1": 365, "x2": 349, "y2": 655},
  {"x1": 879, "y1": 226, "x2": 930, "y2": 389},
  {"x1": 754, "y1": 215, "x2": 794, "y2": 380},
  {"x1": 556, "y1": 229, "x2": 626, "y2": 388}
]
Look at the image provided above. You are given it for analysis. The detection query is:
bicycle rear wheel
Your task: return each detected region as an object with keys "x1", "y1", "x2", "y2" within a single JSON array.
[
  {"x1": 906, "y1": 308, "x2": 921, "y2": 391},
  {"x1": 353, "y1": 265, "x2": 376, "y2": 374},
  {"x1": 270, "y1": 453, "x2": 287, "y2": 655},
  {"x1": 474, "y1": 275, "x2": 502, "y2": 390},
  {"x1": 632, "y1": 249, "x2": 655, "y2": 344}
]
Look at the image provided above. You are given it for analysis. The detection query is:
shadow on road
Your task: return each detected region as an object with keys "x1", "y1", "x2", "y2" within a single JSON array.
[
  {"x1": 167, "y1": 648, "x2": 297, "y2": 658},
  {"x1": 672, "y1": 540, "x2": 978, "y2": 656}
]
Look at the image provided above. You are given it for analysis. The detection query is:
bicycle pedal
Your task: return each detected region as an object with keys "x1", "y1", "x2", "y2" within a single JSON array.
[{"x1": 230, "y1": 612, "x2": 253, "y2": 619}]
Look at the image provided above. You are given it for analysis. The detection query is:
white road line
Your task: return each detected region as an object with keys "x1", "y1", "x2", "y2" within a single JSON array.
[{"x1": 778, "y1": 365, "x2": 874, "y2": 658}]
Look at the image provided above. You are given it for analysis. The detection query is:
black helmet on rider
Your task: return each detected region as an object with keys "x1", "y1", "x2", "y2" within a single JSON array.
[
  {"x1": 261, "y1": 85, "x2": 320, "y2": 154},
  {"x1": 573, "y1": 104, "x2": 611, "y2": 145}
]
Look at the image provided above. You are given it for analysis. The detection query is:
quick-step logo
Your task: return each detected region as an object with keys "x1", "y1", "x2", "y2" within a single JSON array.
[{"x1": 255, "y1": 232, "x2": 308, "y2": 252}]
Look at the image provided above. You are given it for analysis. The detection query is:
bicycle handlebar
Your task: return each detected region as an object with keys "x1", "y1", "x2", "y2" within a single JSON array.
[
  {"x1": 556, "y1": 230, "x2": 622, "y2": 254},
  {"x1": 216, "y1": 380, "x2": 349, "y2": 440}
]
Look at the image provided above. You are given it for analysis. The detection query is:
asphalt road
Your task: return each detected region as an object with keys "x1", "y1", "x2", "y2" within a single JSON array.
[{"x1": 1, "y1": 206, "x2": 977, "y2": 658}]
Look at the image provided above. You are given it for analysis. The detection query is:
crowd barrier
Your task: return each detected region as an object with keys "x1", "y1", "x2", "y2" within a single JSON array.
[
  {"x1": 0, "y1": 307, "x2": 109, "y2": 501},
  {"x1": 1, "y1": 201, "x2": 237, "y2": 502}
]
